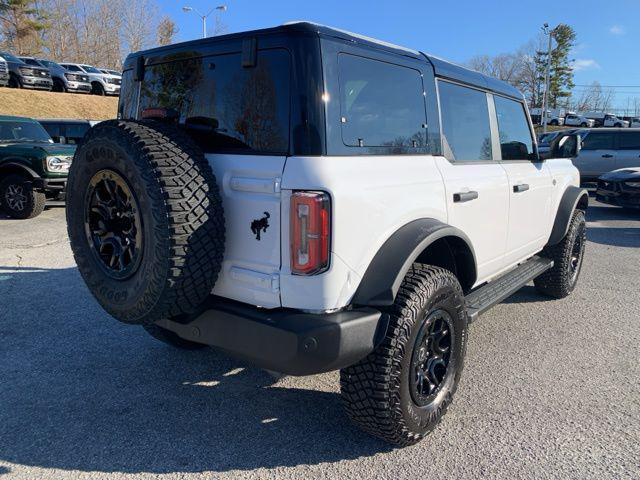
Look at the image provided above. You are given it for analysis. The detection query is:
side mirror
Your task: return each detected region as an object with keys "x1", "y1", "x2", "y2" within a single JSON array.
[
  {"x1": 59, "y1": 135, "x2": 67, "y2": 144},
  {"x1": 544, "y1": 133, "x2": 581, "y2": 159}
]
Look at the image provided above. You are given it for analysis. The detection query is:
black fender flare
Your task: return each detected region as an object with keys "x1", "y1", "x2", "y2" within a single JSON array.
[
  {"x1": 0, "y1": 161, "x2": 40, "y2": 179},
  {"x1": 351, "y1": 219, "x2": 477, "y2": 307},
  {"x1": 547, "y1": 185, "x2": 589, "y2": 246}
]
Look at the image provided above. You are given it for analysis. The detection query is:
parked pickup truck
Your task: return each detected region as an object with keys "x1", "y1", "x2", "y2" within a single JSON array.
[
  {"x1": 0, "y1": 115, "x2": 75, "y2": 218},
  {"x1": 564, "y1": 113, "x2": 595, "y2": 127},
  {"x1": 66, "y1": 22, "x2": 588, "y2": 446}
]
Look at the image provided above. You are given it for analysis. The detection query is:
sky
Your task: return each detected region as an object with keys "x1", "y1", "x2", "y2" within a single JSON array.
[{"x1": 157, "y1": 0, "x2": 640, "y2": 112}]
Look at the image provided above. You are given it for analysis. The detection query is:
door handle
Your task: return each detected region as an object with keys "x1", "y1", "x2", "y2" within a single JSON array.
[
  {"x1": 513, "y1": 183, "x2": 530, "y2": 193},
  {"x1": 453, "y1": 191, "x2": 479, "y2": 203},
  {"x1": 601, "y1": 154, "x2": 613, "y2": 158}
]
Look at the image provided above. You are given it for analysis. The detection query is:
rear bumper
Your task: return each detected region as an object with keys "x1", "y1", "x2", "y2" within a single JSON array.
[{"x1": 155, "y1": 298, "x2": 385, "y2": 376}]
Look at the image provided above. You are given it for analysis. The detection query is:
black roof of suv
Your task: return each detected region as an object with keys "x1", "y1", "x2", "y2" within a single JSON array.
[{"x1": 123, "y1": 21, "x2": 522, "y2": 100}]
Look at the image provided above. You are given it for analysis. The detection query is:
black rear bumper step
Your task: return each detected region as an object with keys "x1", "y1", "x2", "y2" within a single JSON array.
[
  {"x1": 465, "y1": 256, "x2": 553, "y2": 322},
  {"x1": 155, "y1": 300, "x2": 384, "y2": 376}
]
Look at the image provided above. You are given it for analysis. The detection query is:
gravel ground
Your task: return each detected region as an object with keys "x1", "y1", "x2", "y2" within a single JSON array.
[{"x1": 0, "y1": 201, "x2": 638, "y2": 480}]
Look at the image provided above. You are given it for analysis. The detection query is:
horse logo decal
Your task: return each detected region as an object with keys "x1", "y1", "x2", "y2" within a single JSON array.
[{"x1": 250, "y1": 212, "x2": 270, "y2": 241}]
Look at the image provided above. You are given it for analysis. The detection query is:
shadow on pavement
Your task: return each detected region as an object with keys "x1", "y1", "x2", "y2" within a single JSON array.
[
  {"x1": 586, "y1": 205, "x2": 639, "y2": 223},
  {"x1": 0, "y1": 266, "x2": 391, "y2": 476}
]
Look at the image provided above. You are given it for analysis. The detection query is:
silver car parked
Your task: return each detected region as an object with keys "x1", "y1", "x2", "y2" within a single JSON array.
[{"x1": 572, "y1": 128, "x2": 640, "y2": 182}]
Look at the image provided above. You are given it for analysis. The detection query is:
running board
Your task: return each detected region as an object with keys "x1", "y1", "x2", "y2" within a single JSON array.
[{"x1": 465, "y1": 256, "x2": 553, "y2": 323}]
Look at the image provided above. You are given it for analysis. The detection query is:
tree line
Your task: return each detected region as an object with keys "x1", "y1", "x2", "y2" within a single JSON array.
[
  {"x1": 0, "y1": 0, "x2": 179, "y2": 69},
  {"x1": 466, "y1": 24, "x2": 630, "y2": 113}
]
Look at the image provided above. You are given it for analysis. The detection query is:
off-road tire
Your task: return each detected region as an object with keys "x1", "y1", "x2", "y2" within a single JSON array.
[
  {"x1": 534, "y1": 209, "x2": 586, "y2": 299},
  {"x1": 0, "y1": 174, "x2": 46, "y2": 219},
  {"x1": 66, "y1": 120, "x2": 225, "y2": 325},
  {"x1": 340, "y1": 265, "x2": 468, "y2": 446},
  {"x1": 143, "y1": 324, "x2": 207, "y2": 350}
]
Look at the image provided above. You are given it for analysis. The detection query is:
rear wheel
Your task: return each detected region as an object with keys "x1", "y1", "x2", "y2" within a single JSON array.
[
  {"x1": 534, "y1": 209, "x2": 586, "y2": 298},
  {"x1": 0, "y1": 174, "x2": 46, "y2": 219},
  {"x1": 66, "y1": 120, "x2": 225, "y2": 325},
  {"x1": 341, "y1": 265, "x2": 468, "y2": 446}
]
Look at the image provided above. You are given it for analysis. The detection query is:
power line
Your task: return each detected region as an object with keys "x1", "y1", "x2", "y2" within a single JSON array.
[{"x1": 573, "y1": 84, "x2": 640, "y2": 88}]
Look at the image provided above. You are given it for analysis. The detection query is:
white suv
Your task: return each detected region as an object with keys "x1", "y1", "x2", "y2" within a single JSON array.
[{"x1": 66, "y1": 23, "x2": 588, "y2": 446}]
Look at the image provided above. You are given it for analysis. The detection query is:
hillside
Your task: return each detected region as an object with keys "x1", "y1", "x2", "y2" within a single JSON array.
[{"x1": 0, "y1": 88, "x2": 118, "y2": 120}]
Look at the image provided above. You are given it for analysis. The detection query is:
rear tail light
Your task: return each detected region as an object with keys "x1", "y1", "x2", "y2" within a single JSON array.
[{"x1": 290, "y1": 191, "x2": 330, "y2": 275}]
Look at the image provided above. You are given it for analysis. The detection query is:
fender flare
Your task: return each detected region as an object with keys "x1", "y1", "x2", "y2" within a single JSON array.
[
  {"x1": 351, "y1": 219, "x2": 477, "y2": 307},
  {"x1": 0, "y1": 161, "x2": 40, "y2": 179},
  {"x1": 547, "y1": 185, "x2": 589, "y2": 246}
]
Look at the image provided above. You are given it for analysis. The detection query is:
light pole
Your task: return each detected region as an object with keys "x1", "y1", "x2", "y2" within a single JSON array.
[
  {"x1": 183, "y1": 5, "x2": 227, "y2": 39},
  {"x1": 541, "y1": 23, "x2": 554, "y2": 134}
]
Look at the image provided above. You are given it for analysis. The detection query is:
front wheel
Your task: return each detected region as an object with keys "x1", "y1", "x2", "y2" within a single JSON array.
[
  {"x1": 534, "y1": 209, "x2": 586, "y2": 298},
  {"x1": 580, "y1": 122, "x2": 587, "y2": 127},
  {"x1": 0, "y1": 174, "x2": 46, "y2": 219},
  {"x1": 91, "y1": 82, "x2": 105, "y2": 96},
  {"x1": 341, "y1": 265, "x2": 468, "y2": 446}
]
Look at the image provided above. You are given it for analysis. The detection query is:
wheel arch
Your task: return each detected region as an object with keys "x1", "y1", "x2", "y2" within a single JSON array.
[
  {"x1": 547, "y1": 185, "x2": 589, "y2": 246},
  {"x1": 351, "y1": 219, "x2": 477, "y2": 307},
  {"x1": 0, "y1": 161, "x2": 40, "y2": 180}
]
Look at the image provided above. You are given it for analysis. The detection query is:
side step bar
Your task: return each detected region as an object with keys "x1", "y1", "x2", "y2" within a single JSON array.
[{"x1": 465, "y1": 256, "x2": 553, "y2": 323}]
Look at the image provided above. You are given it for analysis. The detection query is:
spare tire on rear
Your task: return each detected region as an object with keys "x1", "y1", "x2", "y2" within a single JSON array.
[{"x1": 66, "y1": 120, "x2": 225, "y2": 325}]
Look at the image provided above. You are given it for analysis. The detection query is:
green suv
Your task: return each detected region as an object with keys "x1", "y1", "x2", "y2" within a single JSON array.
[{"x1": 0, "y1": 115, "x2": 75, "y2": 219}]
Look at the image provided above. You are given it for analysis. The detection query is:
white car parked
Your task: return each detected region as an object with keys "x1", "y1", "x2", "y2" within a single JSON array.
[
  {"x1": 65, "y1": 22, "x2": 589, "y2": 447},
  {"x1": 564, "y1": 113, "x2": 595, "y2": 127}
]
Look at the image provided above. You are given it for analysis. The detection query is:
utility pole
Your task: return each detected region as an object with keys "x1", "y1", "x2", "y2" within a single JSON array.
[
  {"x1": 541, "y1": 23, "x2": 554, "y2": 134},
  {"x1": 183, "y1": 5, "x2": 227, "y2": 39}
]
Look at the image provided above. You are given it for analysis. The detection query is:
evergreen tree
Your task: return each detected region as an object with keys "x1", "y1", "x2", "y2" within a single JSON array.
[
  {"x1": 0, "y1": 0, "x2": 46, "y2": 54},
  {"x1": 535, "y1": 24, "x2": 576, "y2": 108}
]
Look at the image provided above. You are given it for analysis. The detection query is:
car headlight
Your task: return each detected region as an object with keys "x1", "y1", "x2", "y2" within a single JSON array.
[
  {"x1": 625, "y1": 181, "x2": 640, "y2": 188},
  {"x1": 45, "y1": 156, "x2": 72, "y2": 172}
]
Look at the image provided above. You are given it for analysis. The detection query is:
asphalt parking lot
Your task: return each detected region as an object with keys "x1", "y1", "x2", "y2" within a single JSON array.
[{"x1": 0, "y1": 200, "x2": 638, "y2": 480}]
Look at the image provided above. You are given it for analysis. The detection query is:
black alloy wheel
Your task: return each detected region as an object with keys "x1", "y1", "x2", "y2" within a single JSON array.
[
  {"x1": 410, "y1": 309, "x2": 454, "y2": 407},
  {"x1": 84, "y1": 169, "x2": 143, "y2": 280},
  {"x1": 568, "y1": 221, "x2": 586, "y2": 284}
]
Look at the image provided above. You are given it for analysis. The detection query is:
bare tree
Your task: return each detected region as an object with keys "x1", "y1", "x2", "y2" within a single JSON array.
[
  {"x1": 121, "y1": 0, "x2": 158, "y2": 55},
  {"x1": 570, "y1": 82, "x2": 615, "y2": 112},
  {"x1": 156, "y1": 15, "x2": 177, "y2": 46}
]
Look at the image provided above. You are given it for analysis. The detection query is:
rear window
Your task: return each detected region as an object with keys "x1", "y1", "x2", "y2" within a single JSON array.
[
  {"x1": 137, "y1": 49, "x2": 291, "y2": 154},
  {"x1": 337, "y1": 53, "x2": 426, "y2": 149}
]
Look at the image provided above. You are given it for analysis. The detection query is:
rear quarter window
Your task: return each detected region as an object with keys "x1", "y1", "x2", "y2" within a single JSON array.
[
  {"x1": 136, "y1": 49, "x2": 291, "y2": 155},
  {"x1": 337, "y1": 53, "x2": 427, "y2": 149}
]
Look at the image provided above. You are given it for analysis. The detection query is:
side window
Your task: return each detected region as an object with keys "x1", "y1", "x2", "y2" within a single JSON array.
[
  {"x1": 438, "y1": 80, "x2": 492, "y2": 161},
  {"x1": 65, "y1": 123, "x2": 90, "y2": 144},
  {"x1": 582, "y1": 133, "x2": 615, "y2": 150},
  {"x1": 619, "y1": 132, "x2": 640, "y2": 150},
  {"x1": 42, "y1": 124, "x2": 61, "y2": 142},
  {"x1": 493, "y1": 95, "x2": 535, "y2": 160},
  {"x1": 337, "y1": 53, "x2": 426, "y2": 148},
  {"x1": 137, "y1": 49, "x2": 291, "y2": 154}
]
